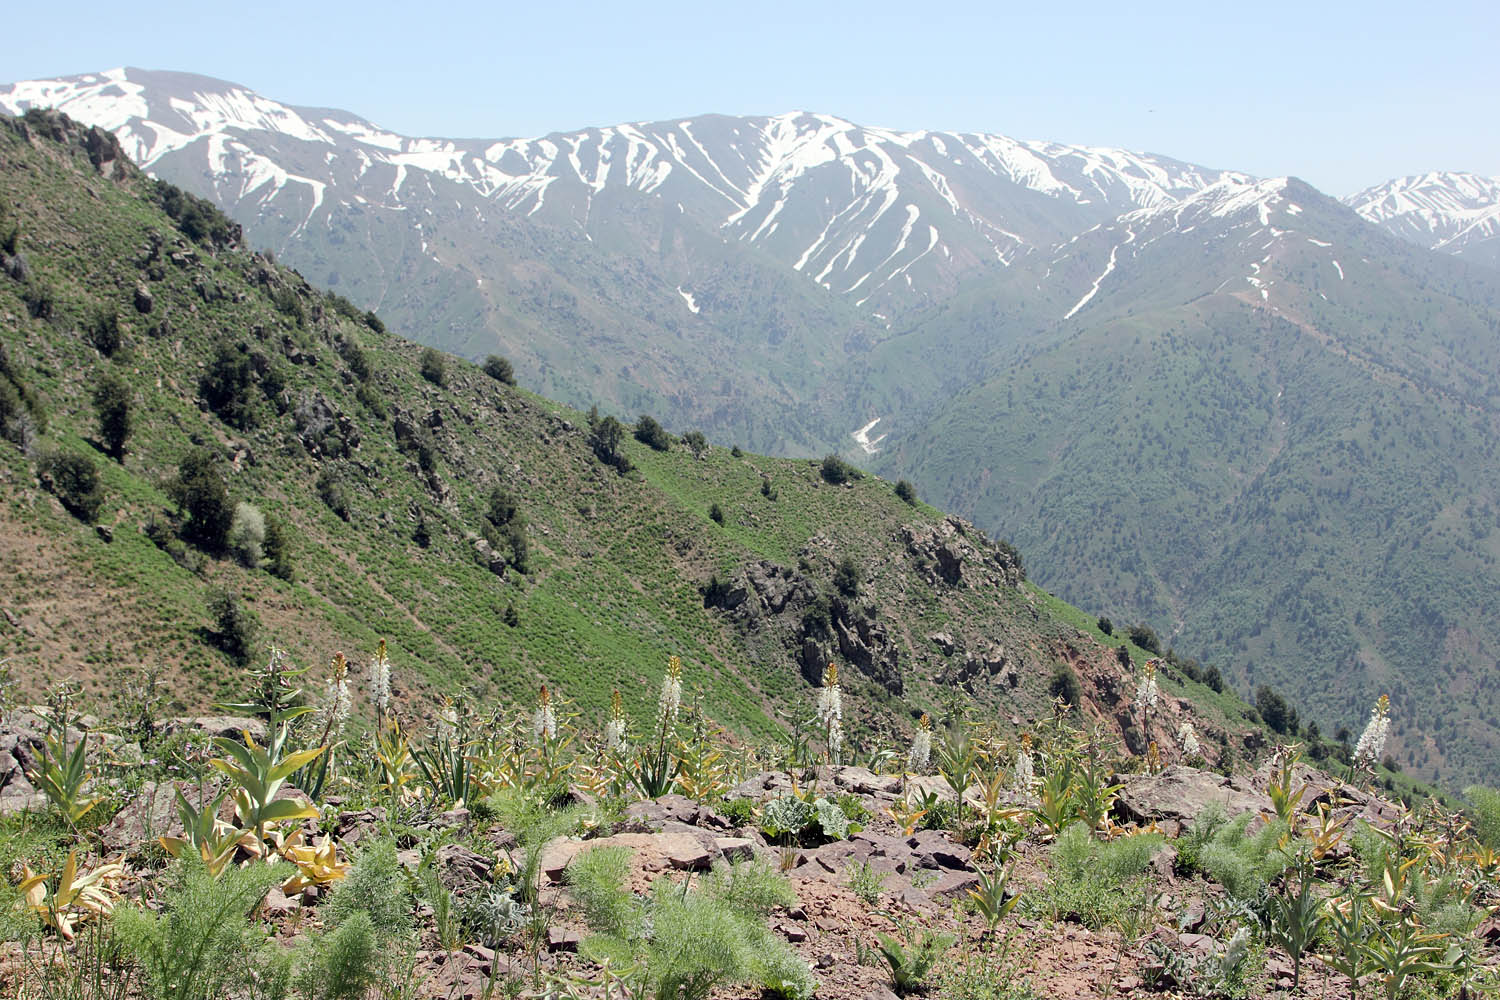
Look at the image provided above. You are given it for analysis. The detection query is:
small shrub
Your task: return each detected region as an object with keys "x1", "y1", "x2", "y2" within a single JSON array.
[
  {"x1": 846, "y1": 860, "x2": 885, "y2": 905},
  {"x1": 227, "y1": 502, "x2": 266, "y2": 569},
  {"x1": 567, "y1": 855, "x2": 809, "y2": 1000},
  {"x1": 1096, "y1": 616, "x2": 1113, "y2": 636},
  {"x1": 92, "y1": 373, "x2": 132, "y2": 459},
  {"x1": 874, "y1": 922, "x2": 955, "y2": 994},
  {"x1": 324, "y1": 839, "x2": 411, "y2": 938},
  {"x1": 730, "y1": 445, "x2": 743, "y2": 457},
  {"x1": 634, "y1": 414, "x2": 673, "y2": 451},
  {"x1": 295, "y1": 911, "x2": 379, "y2": 1000},
  {"x1": 170, "y1": 449, "x2": 233, "y2": 552},
  {"x1": 113, "y1": 851, "x2": 281, "y2": 1000},
  {"x1": 682, "y1": 430, "x2": 708, "y2": 457},
  {"x1": 820, "y1": 453, "x2": 860, "y2": 485},
  {"x1": 1022, "y1": 823, "x2": 1162, "y2": 929},
  {"x1": 22, "y1": 280, "x2": 55, "y2": 319},
  {"x1": 261, "y1": 515, "x2": 295, "y2": 581},
  {"x1": 1048, "y1": 664, "x2": 1082, "y2": 708},
  {"x1": 1194, "y1": 813, "x2": 1294, "y2": 900},
  {"x1": 482, "y1": 354, "x2": 515, "y2": 385},
  {"x1": 36, "y1": 449, "x2": 103, "y2": 522},
  {"x1": 207, "y1": 588, "x2": 260, "y2": 667},
  {"x1": 1127, "y1": 623, "x2": 1161, "y2": 654},
  {"x1": 90, "y1": 307, "x2": 123, "y2": 357},
  {"x1": 200, "y1": 338, "x2": 258, "y2": 430},
  {"x1": 833, "y1": 557, "x2": 860, "y2": 597},
  {"x1": 419, "y1": 347, "x2": 446, "y2": 386},
  {"x1": 316, "y1": 469, "x2": 351, "y2": 521},
  {"x1": 894, "y1": 479, "x2": 917, "y2": 505},
  {"x1": 709, "y1": 502, "x2": 725, "y2": 525}
]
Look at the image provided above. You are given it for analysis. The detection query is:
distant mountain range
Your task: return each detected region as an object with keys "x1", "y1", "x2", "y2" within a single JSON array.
[{"x1": 5, "y1": 68, "x2": 1500, "y2": 786}]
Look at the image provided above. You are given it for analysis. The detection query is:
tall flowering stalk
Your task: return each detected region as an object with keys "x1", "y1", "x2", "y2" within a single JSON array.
[
  {"x1": 369, "y1": 639, "x2": 392, "y2": 725},
  {"x1": 1178, "y1": 721, "x2": 1201, "y2": 759},
  {"x1": 632, "y1": 656, "x2": 684, "y2": 798},
  {"x1": 908, "y1": 713, "x2": 933, "y2": 774},
  {"x1": 816, "y1": 663, "x2": 843, "y2": 765},
  {"x1": 657, "y1": 655, "x2": 683, "y2": 731},
  {"x1": 604, "y1": 689, "x2": 628, "y2": 752},
  {"x1": 532, "y1": 685, "x2": 557, "y2": 744},
  {"x1": 1136, "y1": 658, "x2": 1160, "y2": 747},
  {"x1": 1012, "y1": 733, "x2": 1035, "y2": 793},
  {"x1": 1353, "y1": 694, "x2": 1391, "y2": 773}
]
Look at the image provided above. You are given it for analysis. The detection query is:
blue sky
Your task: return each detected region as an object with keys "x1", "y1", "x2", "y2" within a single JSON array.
[{"x1": 5, "y1": 0, "x2": 1497, "y2": 194}]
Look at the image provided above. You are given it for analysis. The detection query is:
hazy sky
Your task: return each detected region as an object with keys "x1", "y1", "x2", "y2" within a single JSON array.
[{"x1": 6, "y1": 0, "x2": 1497, "y2": 195}]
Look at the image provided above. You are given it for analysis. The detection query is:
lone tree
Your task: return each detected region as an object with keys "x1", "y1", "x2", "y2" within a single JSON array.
[
  {"x1": 833, "y1": 557, "x2": 861, "y2": 597},
  {"x1": 894, "y1": 479, "x2": 918, "y2": 505},
  {"x1": 1127, "y1": 623, "x2": 1161, "y2": 654},
  {"x1": 482, "y1": 354, "x2": 516, "y2": 385},
  {"x1": 170, "y1": 448, "x2": 233, "y2": 552},
  {"x1": 419, "y1": 347, "x2": 446, "y2": 387},
  {"x1": 37, "y1": 450, "x2": 103, "y2": 522},
  {"x1": 92, "y1": 374, "x2": 132, "y2": 459},
  {"x1": 634, "y1": 415, "x2": 672, "y2": 451}
]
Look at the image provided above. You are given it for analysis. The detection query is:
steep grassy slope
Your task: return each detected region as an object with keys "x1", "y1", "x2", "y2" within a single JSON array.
[{"x1": 0, "y1": 110, "x2": 1268, "y2": 755}]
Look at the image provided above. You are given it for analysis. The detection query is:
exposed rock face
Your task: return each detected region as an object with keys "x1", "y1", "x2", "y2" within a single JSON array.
[
  {"x1": 831, "y1": 598, "x2": 902, "y2": 695},
  {"x1": 899, "y1": 516, "x2": 1023, "y2": 589},
  {"x1": 704, "y1": 560, "x2": 904, "y2": 695},
  {"x1": 1115, "y1": 764, "x2": 1270, "y2": 836}
]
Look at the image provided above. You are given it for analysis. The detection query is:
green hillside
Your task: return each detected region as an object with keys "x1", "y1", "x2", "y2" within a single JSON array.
[
  {"x1": 0, "y1": 109, "x2": 1269, "y2": 755},
  {"x1": 874, "y1": 192, "x2": 1500, "y2": 785}
]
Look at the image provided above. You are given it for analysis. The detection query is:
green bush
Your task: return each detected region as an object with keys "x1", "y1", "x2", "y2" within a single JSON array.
[
  {"x1": 207, "y1": 588, "x2": 260, "y2": 667},
  {"x1": 682, "y1": 430, "x2": 708, "y2": 457},
  {"x1": 820, "y1": 453, "x2": 860, "y2": 485},
  {"x1": 170, "y1": 448, "x2": 233, "y2": 552},
  {"x1": 566, "y1": 854, "x2": 810, "y2": 1000},
  {"x1": 1023, "y1": 823, "x2": 1162, "y2": 928},
  {"x1": 295, "y1": 911, "x2": 379, "y2": 1000},
  {"x1": 1465, "y1": 785, "x2": 1500, "y2": 848},
  {"x1": 1096, "y1": 616, "x2": 1113, "y2": 636},
  {"x1": 483, "y1": 354, "x2": 516, "y2": 385},
  {"x1": 709, "y1": 502, "x2": 725, "y2": 525},
  {"x1": 324, "y1": 839, "x2": 412, "y2": 938},
  {"x1": 1048, "y1": 664, "x2": 1082, "y2": 708},
  {"x1": 1128, "y1": 623, "x2": 1161, "y2": 654},
  {"x1": 36, "y1": 449, "x2": 103, "y2": 522},
  {"x1": 634, "y1": 414, "x2": 673, "y2": 451},
  {"x1": 90, "y1": 307, "x2": 123, "y2": 357},
  {"x1": 419, "y1": 347, "x2": 446, "y2": 386},
  {"x1": 316, "y1": 469, "x2": 351, "y2": 521},
  {"x1": 894, "y1": 479, "x2": 917, "y2": 505},
  {"x1": 227, "y1": 502, "x2": 266, "y2": 569},
  {"x1": 154, "y1": 179, "x2": 238, "y2": 247},
  {"x1": 261, "y1": 515, "x2": 295, "y2": 581},
  {"x1": 113, "y1": 851, "x2": 281, "y2": 1000},
  {"x1": 200, "y1": 338, "x2": 258, "y2": 430},
  {"x1": 1193, "y1": 813, "x2": 1294, "y2": 900},
  {"x1": 92, "y1": 373, "x2": 132, "y2": 459},
  {"x1": 834, "y1": 557, "x2": 860, "y2": 597}
]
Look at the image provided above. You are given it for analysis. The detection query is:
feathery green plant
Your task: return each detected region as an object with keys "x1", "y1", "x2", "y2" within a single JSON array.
[{"x1": 113, "y1": 852, "x2": 282, "y2": 1000}]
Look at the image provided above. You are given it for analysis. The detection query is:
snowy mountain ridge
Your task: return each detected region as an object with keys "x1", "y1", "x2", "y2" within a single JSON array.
[
  {"x1": 0, "y1": 67, "x2": 1239, "y2": 311},
  {"x1": 1345, "y1": 171, "x2": 1500, "y2": 268}
]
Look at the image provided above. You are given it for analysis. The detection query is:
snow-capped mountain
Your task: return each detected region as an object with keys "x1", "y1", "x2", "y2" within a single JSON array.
[
  {"x1": 1346, "y1": 171, "x2": 1500, "y2": 269},
  {"x1": 0, "y1": 67, "x2": 1231, "y2": 313}
]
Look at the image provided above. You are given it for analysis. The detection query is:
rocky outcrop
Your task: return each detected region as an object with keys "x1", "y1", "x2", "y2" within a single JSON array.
[
  {"x1": 900, "y1": 516, "x2": 1023, "y2": 589},
  {"x1": 1115, "y1": 764, "x2": 1270, "y2": 836}
]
